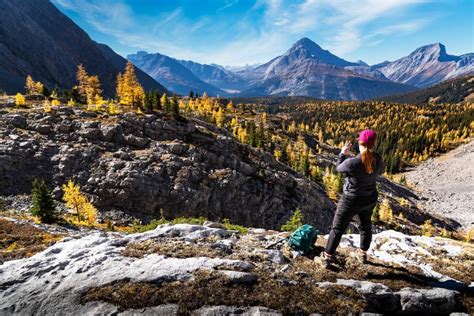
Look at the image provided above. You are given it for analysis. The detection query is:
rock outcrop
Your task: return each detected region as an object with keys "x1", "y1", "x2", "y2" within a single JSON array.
[
  {"x1": 0, "y1": 105, "x2": 334, "y2": 230},
  {"x1": 0, "y1": 222, "x2": 472, "y2": 314}
]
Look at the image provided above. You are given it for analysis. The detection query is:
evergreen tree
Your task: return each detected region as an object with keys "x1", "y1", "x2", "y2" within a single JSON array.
[
  {"x1": 189, "y1": 90, "x2": 194, "y2": 98},
  {"x1": 153, "y1": 91, "x2": 162, "y2": 110},
  {"x1": 144, "y1": 92, "x2": 154, "y2": 113},
  {"x1": 297, "y1": 150, "x2": 309, "y2": 176},
  {"x1": 248, "y1": 121, "x2": 256, "y2": 147},
  {"x1": 41, "y1": 85, "x2": 51, "y2": 97},
  {"x1": 257, "y1": 117, "x2": 266, "y2": 149},
  {"x1": 371, "y1": 205, "x2": 380, "y2": 223},
  {"x1": 51, "y1": 85, "x2": 61, "y2": 99},
  {"x1": 280, "y1": 141, "x2": 289, "y2": 164},
  {"x1": 30, "y1": 179, "x2": 57, "y2": 223},
  {"x1": 171, "y1": 95, "x2": 179, "y2": 117}
]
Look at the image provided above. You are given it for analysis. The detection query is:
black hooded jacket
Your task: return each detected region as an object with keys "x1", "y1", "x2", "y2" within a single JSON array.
[{"x1": 336, "y1": 152, "x2": 384, "y2": 197}]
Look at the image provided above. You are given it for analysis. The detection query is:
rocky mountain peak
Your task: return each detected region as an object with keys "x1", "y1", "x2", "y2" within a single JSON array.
[
  {"x1": 410, "y1": 43, "x2": 458, "y2": 62},
  {"x1": 284, "y1": 37, "x2": 355, "y2": 67},
  {"x1": 376, "y1": 43, "x2": 472, "y2": 87},
  {"x1": 292, "y1": 37, "x2": 323, "y2": 51}
]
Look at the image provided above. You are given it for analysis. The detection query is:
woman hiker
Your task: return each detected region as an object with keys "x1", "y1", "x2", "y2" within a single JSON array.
[{"x1": 320, "y1": 129, "x2": 384, "y2": 268}]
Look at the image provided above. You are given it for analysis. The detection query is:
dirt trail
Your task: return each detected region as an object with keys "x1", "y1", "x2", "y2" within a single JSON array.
[{"x1": 405, "y1": 140, "x2": 474, "y2": 228}]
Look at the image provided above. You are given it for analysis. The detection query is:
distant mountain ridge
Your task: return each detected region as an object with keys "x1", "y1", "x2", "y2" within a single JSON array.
[
  {"x1": 233, "y1": 38, "x2": 416, "y2": 100},
  {"x1": 127, "y1": 51, "x2": 224, "y2": 96},
  {"x1": 131, "y1": 37, "x2": 427, "y2": 100},
  {"x1": 177, "y1": 59, "x2": 248, "y2": 91},
  {"x1": 374, "y1": 43, "x2": 474, "y2": 87},
  {"x1": 0, "y1": 0, "x2": 166, "y2": 96}
]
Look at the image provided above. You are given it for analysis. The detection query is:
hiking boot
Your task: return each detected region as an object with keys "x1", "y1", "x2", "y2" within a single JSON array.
[
  {"x1": 317, "y1": 251, "x2": 333, "y2": 268},
  {"x1": 352, "y1": 249, "x2": 368, "y2": 264}
]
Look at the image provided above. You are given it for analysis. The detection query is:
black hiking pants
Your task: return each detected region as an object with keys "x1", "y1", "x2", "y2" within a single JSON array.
[{"x1": 325, "y1": 193, "x2": 378, "y2": 255}]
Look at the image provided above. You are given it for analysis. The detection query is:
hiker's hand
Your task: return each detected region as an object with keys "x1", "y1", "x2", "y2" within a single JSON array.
[{"x1": 341, "y1": 141, "x2": 352, "y2": 156}]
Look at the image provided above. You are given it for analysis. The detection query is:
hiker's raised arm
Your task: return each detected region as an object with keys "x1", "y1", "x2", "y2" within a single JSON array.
[{"x1": 336, "y1": 140, "x2": 352, "y2": 173}]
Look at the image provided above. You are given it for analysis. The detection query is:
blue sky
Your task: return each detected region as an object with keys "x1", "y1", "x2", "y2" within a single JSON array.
[{"x1": 53, "y1": 0, "x2": 473, "y2": 66}]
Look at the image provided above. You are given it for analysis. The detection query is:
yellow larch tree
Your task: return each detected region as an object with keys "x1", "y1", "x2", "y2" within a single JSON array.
[
  {"x1": 62, "y1": 180, "x2": 98, "y2": 225},
  {"x1": 216, "y1": 107, "x2": 225, "y2": 127},
  {"x1": 76, "y1": 64, "x2": 89, "y2": 102},
  {"x1": 237, "y1": 125, "x2": 248, "y2": 143},
  {"x1": 86, "y1": 75, "x2": 102, "y2": 105},
  {"x1": 25, "y1": 75, "x2": 43, "y2": 95},
  {"x1": 226, "y1": 100, "x2": 235, "y2": 111},
  {"x1": 43, "y1": 100, "x2": 51, "y2": 113},
  {"x1": 379, "y1": 198, "x2": 394, "y2": 223},
  {"x1": 230, "y1": 116, "x2": 239, "y2": 135},
  {"x1": 15, "y1": 93, "x2": 26, "y2": 107},
  {"x1": 160, "y1": 93, "x2": 168, "y2": 109},
  {"x1": 25, "y1": 75, "x2": 35, "y2": 94},
  {"x1": 116, "y1": 61, "x2": 145, "y2": 108}
]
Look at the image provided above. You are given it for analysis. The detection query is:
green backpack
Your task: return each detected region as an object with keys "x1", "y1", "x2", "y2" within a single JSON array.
[{"x1": 288, "y1": 224, "x2": 318, "y2": 254}]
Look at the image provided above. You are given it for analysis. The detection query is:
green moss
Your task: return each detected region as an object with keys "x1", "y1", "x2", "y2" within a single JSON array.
[
  {"x1": 131, "y1": 216, "x2": 249, "y2": 234},
  {"x1": 132, "y1": 217, "x2": 207, "y2": 233},
  {"x1": 171, "y1": 217, "x2": 207, "y2": 225},
  {"x1": 132, "y1": 218, "x2": 169, "y2": 233},
  {"x1": 222, "y1": 218, "x2": 248, "y2": 234}
]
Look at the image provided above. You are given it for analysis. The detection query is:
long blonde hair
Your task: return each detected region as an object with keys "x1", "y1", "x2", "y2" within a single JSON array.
[{"x1": 360, "y1": 142, "x2": 375, "y2": 174}]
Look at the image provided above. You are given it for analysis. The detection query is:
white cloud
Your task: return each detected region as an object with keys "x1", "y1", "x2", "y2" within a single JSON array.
[
  {"x1": 296, "y1": 0, "x2": 433, "y2": 55},
  {"x1": 53, "y1": 0, "x2": 439, "y2": 66},
  {"x1": 217, "y1": 0, "x2": 239, "y2": 14}
]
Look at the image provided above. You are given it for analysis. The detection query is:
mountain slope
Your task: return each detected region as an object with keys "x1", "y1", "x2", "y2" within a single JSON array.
[
  {"x1": 128, "y1": 52, "x2": 226, "y2": 96},
  {"x1": 238, "y1": 38, "x2": 416, "y2": 100},
  {"x1": 405, "y1": 140, "x2": 474, "y2": 228},
  {"x1": 178, "y1": 59, "x2": 248, "y2": 92},
  {"x1": 374, "y1": 43, "x2": 474, "y2": 88},
  {"x1": 0, "y1": 0, "x2": 166, "y2": 96},
  {"x1": 378, "y1": 75, "x2": 474, "y2": 104}
]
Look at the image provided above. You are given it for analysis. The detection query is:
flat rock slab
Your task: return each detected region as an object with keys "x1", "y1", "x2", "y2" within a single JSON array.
[
  {"x1": 220, "y1": 270, "x2": 259, "y2": 284},
  {"x1": 0, "y1": 224, "x2": 250, "y2": 315}
]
